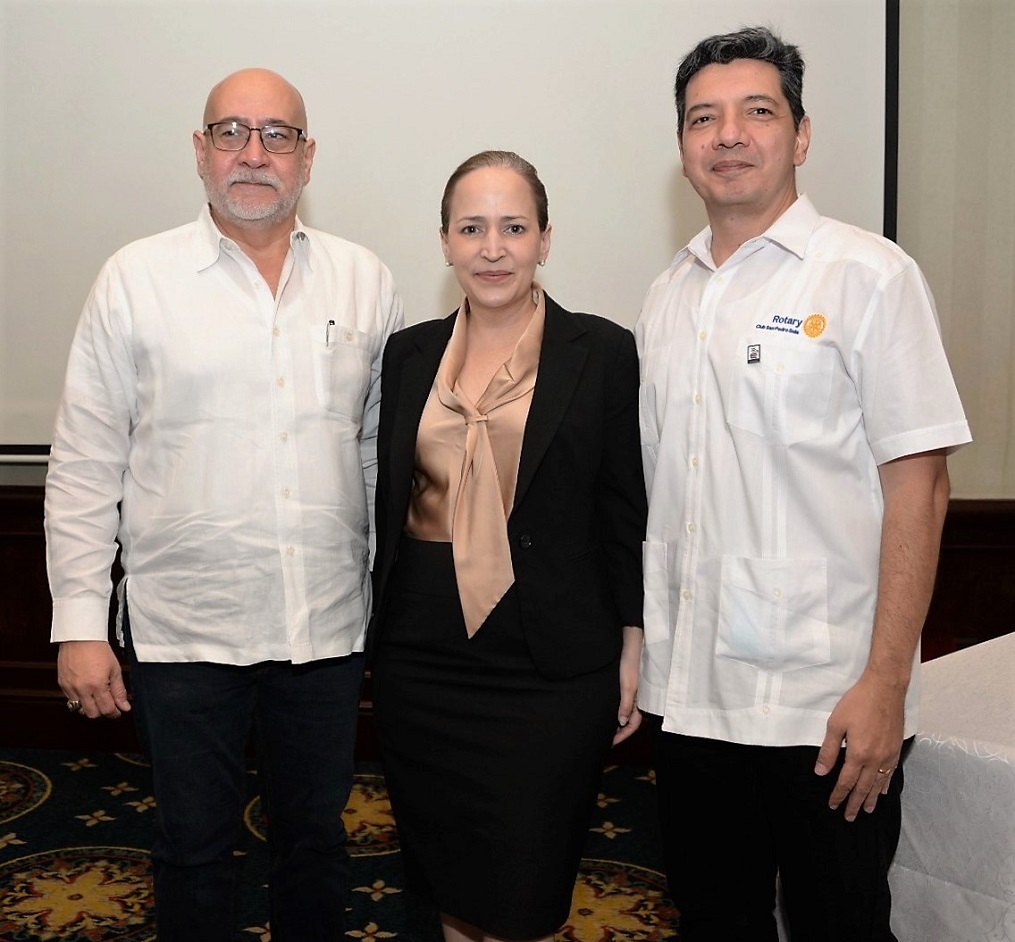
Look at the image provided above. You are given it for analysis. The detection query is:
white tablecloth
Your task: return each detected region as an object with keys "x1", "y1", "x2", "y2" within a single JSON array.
[{"x1": 890, "y1": 632, "x2": 1015, "y2": 941}]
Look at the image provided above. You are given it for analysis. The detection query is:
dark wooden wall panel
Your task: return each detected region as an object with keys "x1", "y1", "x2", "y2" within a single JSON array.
[
  {"x1": 0, "y1": 486, "x2": 138, "y2": 751},
  {"x1": 2, "y1": 486, "x2": 1012, "y2": 753},
  {"x1": 921, "y1": 500, "x2": 1015, "y2": 660}
]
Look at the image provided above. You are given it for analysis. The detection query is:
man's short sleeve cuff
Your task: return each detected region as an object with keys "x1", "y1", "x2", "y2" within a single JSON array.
[{"x1": 872, "y1": 422, "x2": 973, "y2": 466}]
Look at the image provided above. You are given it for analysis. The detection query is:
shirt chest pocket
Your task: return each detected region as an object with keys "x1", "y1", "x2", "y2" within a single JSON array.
[
  {"x1": 726, "y1": 338, "x2": 835, "y2": 445},
  {"x1": 313, "y1": 326, "x2": 373, "y2": 418}
]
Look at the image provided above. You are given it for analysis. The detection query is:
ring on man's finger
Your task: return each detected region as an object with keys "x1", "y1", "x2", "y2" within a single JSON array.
[
  {"x1": 66, "y1": 700, "x2": 83, "y2": 713},
  {"x1": 877, "y1": 766, "x2": 894, "y2": 775}
]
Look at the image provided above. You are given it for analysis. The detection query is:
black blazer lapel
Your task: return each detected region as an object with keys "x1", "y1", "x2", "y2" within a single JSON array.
[{"x1": 513, "y1": 296, "x2": 588, "y2": 509}]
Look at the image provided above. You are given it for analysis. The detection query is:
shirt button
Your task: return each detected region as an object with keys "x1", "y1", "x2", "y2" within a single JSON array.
[
  {"x1": 519, "y1": 534, "x2": 532, "y2": 549},
  {"x1": 690, "y1": 456, "x2": 700, "y2": 467},
  {"x1": 776, "y1": 364, "x2": 785, "y2": 374},
  {"x1": 286, "y1": 545, "x2": 295, "y2": 557},
  {"x1": 698, "y1": 330, "x2": 707, "y2": 341},
  {"x1": 693, "y1": 393, "x2": 702, "y2": 405},
  {"x1": 279, "y1": 432, "x2": 288, "y2": 443},
  {"x1": 773, "y1": 589, "x2": 782, "y2": 599},
  {"x1": 281, "y1": 488, "x2": 291, "y2": 499},
  {"x1": 687, "y1": 522, "x2": 696, "y2": 533},
  {"x1": 761, "y1": 705, "x2": 770, "y2": 716},
  {"x1": 277, "y1": 377, "x2": 286, "y2": 388},
  {"x1": 681, "y1": 589, "x2": 692, "y2": 601},
  {"x1": 273, "y1": 327, "x2": 281, "y2": 337},
  {"x1": 344, "y1": 330, "x2": 354, "y2": 343}
]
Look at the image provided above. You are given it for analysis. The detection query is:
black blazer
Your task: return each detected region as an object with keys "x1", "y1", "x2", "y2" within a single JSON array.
[{"x1": 371, "y1": 294, "x2": 647, "y2": 680}]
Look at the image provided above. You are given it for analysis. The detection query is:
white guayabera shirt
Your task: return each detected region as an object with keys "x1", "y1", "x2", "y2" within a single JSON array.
[
  {"x1": 636, "y1": 195, "x2": 970, "y2": 747},
  {"x1": 46, "y1": 206, "x2": 403, "y2": 665}
]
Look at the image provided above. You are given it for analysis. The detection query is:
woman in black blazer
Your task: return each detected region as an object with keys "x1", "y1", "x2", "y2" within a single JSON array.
[{"x1": 370, "y1": 151, "x2": 647, "y2": 942}]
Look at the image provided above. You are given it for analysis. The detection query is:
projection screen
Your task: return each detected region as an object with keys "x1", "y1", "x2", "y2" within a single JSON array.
[{"x1": 0, "y1": 0, "x2": 889, "y2": 455}]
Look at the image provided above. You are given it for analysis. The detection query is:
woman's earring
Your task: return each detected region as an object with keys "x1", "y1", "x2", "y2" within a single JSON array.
[
  {"x1": 444, "y1": 259, "x2": 453, "y2": 267},
  {"x1": 538, "y1": 259, "x2": 546, "y2": 267}
]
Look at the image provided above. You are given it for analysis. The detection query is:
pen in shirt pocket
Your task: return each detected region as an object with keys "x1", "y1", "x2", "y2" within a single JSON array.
[{"x1": 325, "y1": 319, "x2": 335, "y2": 346}]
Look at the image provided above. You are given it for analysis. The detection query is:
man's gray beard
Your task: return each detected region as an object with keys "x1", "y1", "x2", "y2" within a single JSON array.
[{"x1": 205, "y1": 173, "x2": 304, "y2": 225}]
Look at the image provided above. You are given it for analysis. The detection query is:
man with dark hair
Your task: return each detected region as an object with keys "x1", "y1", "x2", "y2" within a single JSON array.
[
  {"x1": 637, "y1": 26, "x2": 970, "y2": 941},
  {"x1": 673, "y1": 24, "x2": 807, "y2": 133},
  {"x1": 46, "y1": 68, "x2": 403, "y2": 941}
]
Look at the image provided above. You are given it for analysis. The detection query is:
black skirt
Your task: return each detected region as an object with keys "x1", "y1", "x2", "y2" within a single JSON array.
[{"x1": 371, "y1": 536, "x2": 620, "y2": 939}]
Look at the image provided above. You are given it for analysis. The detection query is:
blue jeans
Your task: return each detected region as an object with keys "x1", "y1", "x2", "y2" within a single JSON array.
[{"x1": 124, "y1": 610, "x2": 364, "y2": 942}]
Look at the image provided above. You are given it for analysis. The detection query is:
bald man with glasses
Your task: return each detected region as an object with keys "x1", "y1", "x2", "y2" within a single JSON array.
[{"x1": 46, "y1": 68, "x2": 403, "y2": 941}]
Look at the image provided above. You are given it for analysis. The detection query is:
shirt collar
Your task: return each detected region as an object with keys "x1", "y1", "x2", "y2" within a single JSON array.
[
  {"x1": 679, "y1": 193, "x2": 820, "y2": 270},
  {"x1": 760, "y1": 193, "x2": 818, "y2": 259},
  {"x1": 192, "y1": 204, "x2": 310, "y2": 271}
]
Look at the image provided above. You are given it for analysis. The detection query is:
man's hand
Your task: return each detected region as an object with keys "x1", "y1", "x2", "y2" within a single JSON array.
[
  {"x1": 58, "y1": 640, "x2": 131, "y2": 719},
  {"x1": 814, "y1": 671, "x2": 905, "y2": 821}
]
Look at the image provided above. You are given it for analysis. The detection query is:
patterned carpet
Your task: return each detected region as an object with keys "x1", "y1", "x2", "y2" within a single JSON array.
[{"x1": 0, "y1": 748, "x2": 679, "y2": 941}]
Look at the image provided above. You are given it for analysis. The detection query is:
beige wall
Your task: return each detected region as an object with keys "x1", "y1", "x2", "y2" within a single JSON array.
[{"x1": 898, "y1": 0, "x2": 1015, "y2": 498}]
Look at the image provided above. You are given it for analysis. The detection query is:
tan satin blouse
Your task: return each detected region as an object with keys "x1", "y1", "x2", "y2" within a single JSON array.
[{"x1": 405, "y1": 289, "x2": 545, "y2": 636}]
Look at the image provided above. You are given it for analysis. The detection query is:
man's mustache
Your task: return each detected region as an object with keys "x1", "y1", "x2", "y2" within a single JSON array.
[{"x1": 227, "y1": 170, "x2": 280, "y2": 188}]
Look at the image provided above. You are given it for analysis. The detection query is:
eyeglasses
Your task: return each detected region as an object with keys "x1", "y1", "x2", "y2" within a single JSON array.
[{"x1": 204, "y1": 121, "x2": 305, "y2": 154}]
